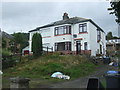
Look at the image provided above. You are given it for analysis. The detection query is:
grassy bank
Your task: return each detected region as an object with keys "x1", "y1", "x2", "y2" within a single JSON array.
[{"x1": 3, "y1": 54, "x2": 98, "y2": 88}]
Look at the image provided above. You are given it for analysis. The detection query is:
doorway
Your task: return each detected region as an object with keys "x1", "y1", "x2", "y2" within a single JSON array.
[{"x1": 76, "y1": 41, "x2": 81, "y2": 54}]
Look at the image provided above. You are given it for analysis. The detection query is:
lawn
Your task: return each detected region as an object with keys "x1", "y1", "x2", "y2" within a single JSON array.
[{"x1": 2, "y1": 53, "x2": 99, "y2": 88}]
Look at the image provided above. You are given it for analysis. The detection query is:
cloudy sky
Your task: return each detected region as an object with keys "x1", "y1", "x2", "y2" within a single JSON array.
[{"x1": 1, "y1": 0, "x2": 119, "y2": 36}]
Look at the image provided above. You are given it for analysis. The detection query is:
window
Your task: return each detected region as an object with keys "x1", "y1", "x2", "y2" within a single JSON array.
[
  {"x1": 54, "y1": 25, "x2": 71, "y2": 35},
  {"x1": 115, "y1": 39, "x2": 117, "y2": 42},
  {"x1": 79, "y1": 23, "x2": 87, "y2": 33},
  {"x1": 84, "y1": 42, "x2": 87, "y2": 50},
  {"x1": 58, "y1": 26, "x2": 64, "y2": 34},
  {"x1": 55, "y1": 27, "x2": 58, "y2": 35},
  {"x1": 65, "y1": 42, "x2": 71, "y2": 51},
  {"x1": 97, "y1": 29, "x2": 101, "y2": 41},
  {"x1": 55, "y1": 42, "x2": 71, "y2": 51}
]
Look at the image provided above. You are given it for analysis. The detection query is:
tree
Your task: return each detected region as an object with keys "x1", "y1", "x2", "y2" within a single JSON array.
[
  {"x1": 106, "y1": 32, "x2": 113, "y2": 40},
  {"x1": 113, "y1": 36, "x2": 120, "y2": 39},
  {"x1": 108, "y1": 1, "x2": 120, "y2": 23},
  {"x1": 2, "y1": 38, "x2": 6, "y2": 48},
  {"x1": 32, "y1": 33, "x2": 42, "y2": 57},
  {"x1": 11, "y1": 32, "x2": 29, "y2": 53}
]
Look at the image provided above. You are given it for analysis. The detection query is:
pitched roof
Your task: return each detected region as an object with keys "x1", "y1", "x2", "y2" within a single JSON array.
[
  {"x1": 29, "y1": 17, "x2": 104, "y2": 32},
  {"x1": 2, "y1": 31, "x2": 14, "y2": 39}
]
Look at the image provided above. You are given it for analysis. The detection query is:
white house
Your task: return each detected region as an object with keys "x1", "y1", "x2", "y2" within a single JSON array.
[{"x1": 29, "y1": 13, "x2": 106, "y2": 56}]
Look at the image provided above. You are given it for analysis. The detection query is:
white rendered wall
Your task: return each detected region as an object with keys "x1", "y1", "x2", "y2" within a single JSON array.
[
  {"x1": 88, "y1": 21, "x2": 98, "y2": 56},
  {"x1": 99, "y1": 31, "x2": 106, "y2": 55},
  {"x1": 72, "y1": 22, "x2": 90, "y2": 52},
  {"x1": 88, "y1": 21, "x2": 106, "y2": 56},
  {"x1": 29, "y1": 31, "x2": 39, "y2": 52}
]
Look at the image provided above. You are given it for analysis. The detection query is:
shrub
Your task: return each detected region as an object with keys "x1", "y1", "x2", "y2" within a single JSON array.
[
  {"x1": 2, "y1": 49, "x2": 12, "y2": 57},
  {"x1": 2, "y1": 49, "x2": 20, "y2": 69},
  {"x1": 2, "y1": 56, "x2": 19, "y2": 69},
  {"x1": 32, "y1": 33, "x2": 42, "y2": 58}
]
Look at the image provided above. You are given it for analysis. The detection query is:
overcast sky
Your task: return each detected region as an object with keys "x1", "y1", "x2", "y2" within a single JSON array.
[{"x1": 1, "y1": 1, "x2": 119, "y2": 36}]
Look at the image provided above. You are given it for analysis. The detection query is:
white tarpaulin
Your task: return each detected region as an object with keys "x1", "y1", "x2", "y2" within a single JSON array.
[
  {"x1": 51, "y1": 72, "x2": 70, "y2": 80},
  {"x1": 51, "y1": 72, "x2": 63, "y2": 77}
]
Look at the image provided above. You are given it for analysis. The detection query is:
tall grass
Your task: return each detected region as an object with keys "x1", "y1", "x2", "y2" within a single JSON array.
[{"x1": 3, "y1": 54, "x2": 97, "y2": 79}]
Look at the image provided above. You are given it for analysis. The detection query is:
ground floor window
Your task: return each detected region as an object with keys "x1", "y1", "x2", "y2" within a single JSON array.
[{"x1": 55, "y1": 42, "x2": 71, "y2": 51}]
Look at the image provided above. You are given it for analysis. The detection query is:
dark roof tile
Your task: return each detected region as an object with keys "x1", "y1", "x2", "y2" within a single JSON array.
[{"x1": 29, "y1": 17, "x2": 104, "y2": 32}]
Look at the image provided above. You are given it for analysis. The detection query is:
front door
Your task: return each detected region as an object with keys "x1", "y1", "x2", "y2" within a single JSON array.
[
  {"x1": 76, "y1": 41, "x2": 81, "y2": 54},
  {"x1": 100, "y1": 44, "x2": 102, "y2": 54}
]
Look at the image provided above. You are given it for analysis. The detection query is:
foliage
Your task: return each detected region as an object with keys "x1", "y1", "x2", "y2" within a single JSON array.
[
  {"x1": 108, "y1": 1, "x2": 120, "y2": 23},
  {"x1": 11, "y1": 32, "x2": 29, "y2": 53},
  {"x1": 106, "y1": 32, "x2": 120, "y2": 40},
  {"x1": 106, "y1": 32, "x2": 113, "y2": 40},
  {"x1": 2, "y1": 32, "x2": 29, "y2": 69},
  {"x1": 2, "y1": 48, "x2": 12, "y2": 57},
  {"x1": 2, "y1": 38, "x2": 6, "y2": 48},
  {"x1": 2, "y1": 48, "x2": 20, "y2": 69},
  {"x1": 32, "y1": 33, "x2": 42, "y2": 57},
  {"x1": 3, "y1": 54, "x2": 97, "y2": 79},
  {"x1": 2, "y1": 56, "x2": 19, "y2": 69},
  {"x1": 112, "y1": 36, "x2": 120, "y2": 39}
]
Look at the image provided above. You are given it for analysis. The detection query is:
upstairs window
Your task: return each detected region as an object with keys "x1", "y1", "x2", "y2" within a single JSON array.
[
  {"x1": 54, "y1": 25, "x2": 71, "y2": 35},
  {"x1": 79, "y1": 23, "x2": 87, "y2": 33},
  {"x1": 55, "y1": 27, "x2": 58, "y2": 35},
  {"x1": 97, "y1": 29, "x2": 101, "y2": 41}
]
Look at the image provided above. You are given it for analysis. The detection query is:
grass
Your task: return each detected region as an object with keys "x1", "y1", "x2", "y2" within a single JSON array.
[
  {"x1": 2, "y1": 54, "x2": 99, "y2": 88},
  {"x1": 101, "y1": 79, "x2": 106, "y2": 88}
]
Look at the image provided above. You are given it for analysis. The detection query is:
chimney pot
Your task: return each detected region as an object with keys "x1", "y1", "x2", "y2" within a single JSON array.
[{"x1": 63, "y1": 13, "x2": 69, "y2": 20}]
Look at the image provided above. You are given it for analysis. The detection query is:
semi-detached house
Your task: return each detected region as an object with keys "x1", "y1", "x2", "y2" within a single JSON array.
[{"x1": 29, "y1": 13, "x2": 106, "y2": 56}]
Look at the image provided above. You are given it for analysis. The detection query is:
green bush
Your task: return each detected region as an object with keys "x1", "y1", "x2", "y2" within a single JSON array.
[
  {"x1": 32, "y1": 33, "x2": 42, "y2": 57},
  {"x1": 2, "y1": 56, "x2": 17, "y2": 69},
  {"x1": 2, "y1": 48, "x2": 20, "y2": 69},
  {"x1": 2, "y1": 49, "x2": 12, "y2": 57}
]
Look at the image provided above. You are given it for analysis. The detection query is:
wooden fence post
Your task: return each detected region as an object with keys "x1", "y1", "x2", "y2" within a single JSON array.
[{"x1": 47, "y1": 46, "x2": 48, "y2": 54}]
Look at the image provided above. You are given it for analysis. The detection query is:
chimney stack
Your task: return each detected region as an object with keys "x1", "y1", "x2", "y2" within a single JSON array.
[{"x1": 63, "y1": 13, "x2": 69, "y2": 20}]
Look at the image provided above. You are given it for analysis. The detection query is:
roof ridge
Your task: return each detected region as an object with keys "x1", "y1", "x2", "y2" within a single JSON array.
[{"x1": 70, "y1": 16, "x2": 88, "y2": 19}]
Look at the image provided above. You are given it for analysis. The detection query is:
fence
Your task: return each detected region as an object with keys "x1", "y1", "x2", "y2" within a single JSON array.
[{"x1": 43, "y1": 46, "x2": 53, "y2": 54}]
